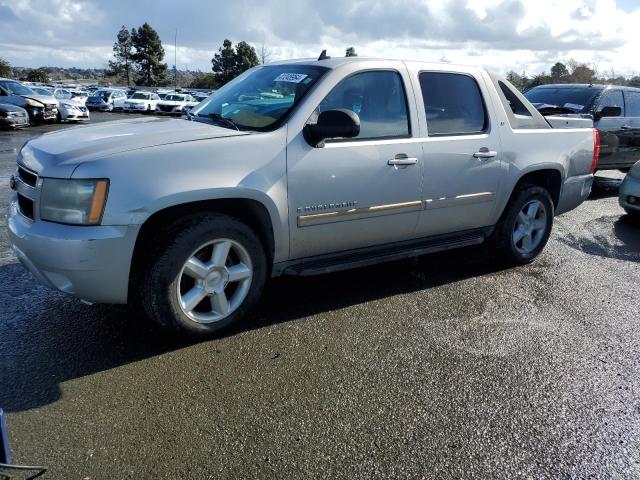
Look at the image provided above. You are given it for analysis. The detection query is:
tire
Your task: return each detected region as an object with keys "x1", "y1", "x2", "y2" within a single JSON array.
[
  {"x1": 492, "y1": 186, "x2": 554, "y2": 265},
  {"x1": 624, "y1": 208, "x2": 640, "y2": 220},
  {"x1": 141, "y1": 213, "x2": 267, "y2": 336}
]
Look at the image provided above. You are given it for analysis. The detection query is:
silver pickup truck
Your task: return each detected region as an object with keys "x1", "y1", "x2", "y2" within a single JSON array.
[{"x1": 8, "y1": 57, "x2": 598, "y2": 335}]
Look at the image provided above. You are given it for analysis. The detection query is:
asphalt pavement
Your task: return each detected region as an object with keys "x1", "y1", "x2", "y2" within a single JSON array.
[{"x1": 1, "y1": 114, "x2": 639, "y2": 479}]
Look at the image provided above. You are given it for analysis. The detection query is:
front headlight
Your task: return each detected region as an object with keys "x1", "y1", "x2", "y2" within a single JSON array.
[
  {"x1": 40, "y1": 178, "x2": 109, "y2": 225},
  {"x1": 26, "y1": 98, "x2": 45, "y2": 108},
  {"x1": 629, "y1": 161, "x2": 640, "y2": 179}
]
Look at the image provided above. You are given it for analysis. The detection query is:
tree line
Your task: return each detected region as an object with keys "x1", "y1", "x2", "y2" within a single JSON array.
[{"x1": 506, "y1": 60, "x2": 640, "y2": 92}]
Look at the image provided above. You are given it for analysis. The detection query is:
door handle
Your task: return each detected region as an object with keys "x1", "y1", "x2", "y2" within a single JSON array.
[
  {"x1": 621, "y1": 125, "x2": 632, "y2": 130},
  {"x1": 473, "y1": 148, "x2": 498, "y2": 160},
  {"x1": 388, "y1": 154, "x2": 418, "y2": 166}
]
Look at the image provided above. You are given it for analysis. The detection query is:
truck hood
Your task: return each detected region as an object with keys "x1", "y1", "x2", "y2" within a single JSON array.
[{"x1": 18, "y1": 116, "x2": 250, "y2": 178}]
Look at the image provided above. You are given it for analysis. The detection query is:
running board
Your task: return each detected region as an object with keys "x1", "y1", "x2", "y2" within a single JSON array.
[{"x1": 275, "y1": 227, "x2": 492, "y2": 277}]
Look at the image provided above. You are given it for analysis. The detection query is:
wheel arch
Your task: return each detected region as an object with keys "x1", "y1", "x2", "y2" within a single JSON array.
[
  {"x1": 500, "y1": 168, "x2": 563, "y2": 219},
  {"x1": 129, "y1": 196, "x2": 280, "y2": 301}
]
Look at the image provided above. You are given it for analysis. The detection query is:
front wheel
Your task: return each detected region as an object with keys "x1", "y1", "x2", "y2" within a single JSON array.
[
  {"x1": 141, "y1": 213, "x2": 267, "y2": 336},
  {"x1": 493, "y1": 186, "x2": 554, "y2": 265}
]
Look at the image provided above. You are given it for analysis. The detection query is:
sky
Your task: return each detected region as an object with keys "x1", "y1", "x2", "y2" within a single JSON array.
[{"x1": 1, "y1": 0, "x2": 639, "y2": 77}]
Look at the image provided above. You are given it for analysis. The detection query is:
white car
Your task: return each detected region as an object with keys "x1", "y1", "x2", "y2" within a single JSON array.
[
  {"x1": 57, "y1": 99, "x2": 90, "y2": 122},
  {"x1": 86, "y1": 89, "x2": 127, "y2": 111},
  {"x1": 54, "y1": 88, "x2": 88, "y2": 105},
  {"x1": 123, "y1": 92, "x2": 161, "y2": 113},
  {"x1": 155, "y1": 93, "x2": 198, "y2": 116}
]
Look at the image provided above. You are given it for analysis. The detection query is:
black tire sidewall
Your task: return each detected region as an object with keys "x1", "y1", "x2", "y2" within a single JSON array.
[
  {"x1": 496, "y1": 186, "x2": 554, "y2": 264},
  {"x1": 142, "y1": 214, "x2": 267, "y2": 336}
]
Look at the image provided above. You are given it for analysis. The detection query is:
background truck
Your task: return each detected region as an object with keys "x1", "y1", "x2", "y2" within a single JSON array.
[
  {"x1": 525, "y1": 83, "x2": 640, "y2": 171},
  {"x1": 8, "y1": 57, "x2": 598, "y2": 335}
]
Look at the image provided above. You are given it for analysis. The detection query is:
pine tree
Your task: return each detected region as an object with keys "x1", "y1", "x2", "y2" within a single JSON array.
[
  {"x1": 108, "y1": 26, "x2": 133, "y2": 85},
  {"x1": 345, "y1": 47, "x2": 357, "y2": 57},
  {"x1": 211, "y1": 39, "x2": 259, "y2": 85},
  {"x1": 131, "y1": 23, "x2": 168, "y2": 86}
]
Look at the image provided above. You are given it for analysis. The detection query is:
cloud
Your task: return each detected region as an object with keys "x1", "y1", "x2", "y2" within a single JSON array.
[{"x1": 0, "y1": 0, "x2": 638, "y2": 76}]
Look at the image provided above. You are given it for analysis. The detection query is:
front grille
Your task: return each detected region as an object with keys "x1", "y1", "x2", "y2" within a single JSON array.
[
  {"x1": 45, "y1": 104, "x2": 55, "y2": 111},
  {"x1": 17, "y1": 193, "x2": 34, "y2": 219},
  {"x1": 17, "y1": 165, "x2": 37, "y2": 187},
  {"x1": 158, "y1": 105, "x2": 174, "y2": 112}
]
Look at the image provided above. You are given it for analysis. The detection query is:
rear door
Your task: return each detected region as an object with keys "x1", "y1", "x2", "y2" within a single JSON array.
[
  {"x1": 594, "y1": 89, "x2": 628, "y2": 168},
  {"x1": 622, "y1": 90, "x2": 640, "y2": 166},
  {"x1": 408, "y1": 68, "x2": 503, "y2": 237}
]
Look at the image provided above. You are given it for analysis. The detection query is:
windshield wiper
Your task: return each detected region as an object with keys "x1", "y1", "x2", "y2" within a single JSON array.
[{"x1": 202, "y1": 113, "x2": 240, "y2": 131}]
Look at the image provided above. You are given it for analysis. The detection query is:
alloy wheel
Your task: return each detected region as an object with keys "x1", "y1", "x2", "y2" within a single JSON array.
[
  {"x1": 512, "y1": 199, "x2": 547, "y2": 254},
  {"x1": 177, "y1": 239, "x2": 253, "y2": 323}
]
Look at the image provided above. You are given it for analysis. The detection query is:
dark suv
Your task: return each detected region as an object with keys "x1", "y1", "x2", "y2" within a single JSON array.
[{"x1": 525, "y1": 84, "x2": 640, "y2": 171}]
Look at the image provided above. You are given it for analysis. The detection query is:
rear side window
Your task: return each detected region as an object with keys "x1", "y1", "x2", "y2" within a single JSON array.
[
  {"x1": 318, "y1": 70, "x2": 410, "y2": 140},
  {"x1": 625, "y1": 91, "x2": 640, "y2": 117},
  {"x1": 499, "y1": 81, "x2": 531, "y2": 117},
  {"x1": 597, "y1": 90, "x2": 625, "y2": 116},
  {"x1": 419, "y1": 72, "x2": 487, "y2": 136}
]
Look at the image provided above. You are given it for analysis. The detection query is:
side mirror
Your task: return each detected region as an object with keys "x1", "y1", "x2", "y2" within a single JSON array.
[
  {"x1": 304, "y1": 109, "x2": 360, "y2": 147},
  {"x1": 594, "y1": 105, "x2": 622, "y2": 120}
]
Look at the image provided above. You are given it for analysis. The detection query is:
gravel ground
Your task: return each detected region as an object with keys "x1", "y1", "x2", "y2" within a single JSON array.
[{"x1": 1, "y1": 114, "x2": 639, "y2": 479}]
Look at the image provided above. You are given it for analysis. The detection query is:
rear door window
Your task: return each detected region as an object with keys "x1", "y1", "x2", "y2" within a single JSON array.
[{"x1": 419, "y1": 72, "x2": 487, "y2": 136}]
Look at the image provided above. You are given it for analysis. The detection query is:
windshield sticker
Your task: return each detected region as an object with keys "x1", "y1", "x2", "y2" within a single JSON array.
[
  {"x1": 564, "y1": 103, "x2": 584, "y2": 111},
  {"x1": 274, "y1": 73, "x2": 308, "y2": 83}
]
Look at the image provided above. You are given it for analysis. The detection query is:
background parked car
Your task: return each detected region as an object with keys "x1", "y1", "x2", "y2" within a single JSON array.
[
  {"x1": 54, "y1": 88, "x2": 88, "y2": 105},
  {"x1": 620, "y1": 160, "x2": 640, "y2": 219},
  {"x1": 123, "y1": 91, "x2": 161, "y2": 113},
  {"x1": 31, "y1": 87, "x2": 89, "y2": 123},
  {"x1": 155, "y1": 93, "x2": 198, "y2": 115},
  {"x1": 0, "y1": 78, "x2": 58, "y2": 123},
  {"x1": 86, "y1": 88, "x2": 127, "y2": 111},
  {"x1": 525, "y1": 84, "x2": 640, "y2": 172},
  {"x1": 0, "y1": 103, "x2": 29, "y2": 129}
]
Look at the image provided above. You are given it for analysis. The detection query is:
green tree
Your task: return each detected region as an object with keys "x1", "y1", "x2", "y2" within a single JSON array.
[
  {"x1": 190, "y1": 72, "x2": 218, "y2": 89},
  {"x1": 629, "y1": 76, "x2": 640, "y2": 88},
  {"x1": 211, "y1": 39, "x2": 236, "y2": 85},
  {"x1": 526, "y1": 72, "x2": 553, "y2": 89},
  {"x1": 345, "y1": 47, "x2": 357, "y2": 57},
  {"x1": 0, "y1": 58, "x2": 11, "y2": 78},
  {"x1": 131, "y1": 22, "x2": 168, "y2": 86},
  {"x1": 26, "y1": 68, "x2": 49, "y2": 83},
  {"x1": 235, "y1": 41, "x2": 260, "y2": 74},
  {"x1": 550, "y1": 62, "x2": 568, "y2": 82},
  {"x1": 108, "y1": 25, "x2": 133, "y2": 85},
  {"x1": 211, "y1": 39, "x2": 260, "y2": 86},
  {"x1": 506, "y1": 70, "x2": 528, "y2": 92}
]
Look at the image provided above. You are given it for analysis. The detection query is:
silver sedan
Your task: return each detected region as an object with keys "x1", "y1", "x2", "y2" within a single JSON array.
[{"x1": 620, "y1": 160, "x2": 640, "y2": 218}]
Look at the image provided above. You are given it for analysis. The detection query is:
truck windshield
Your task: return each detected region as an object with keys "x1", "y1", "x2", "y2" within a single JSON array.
[
  {"x1": 524, "y1": 87, "x2": 601, "y2": 112},
  {"x1": 192, "y1": 65, "x2": 329, "y2": 131}
]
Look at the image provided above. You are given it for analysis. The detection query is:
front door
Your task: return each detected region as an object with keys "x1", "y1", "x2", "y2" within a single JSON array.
[{"x1": 287, "y1": 69, "x2": 423, "y2": 259}]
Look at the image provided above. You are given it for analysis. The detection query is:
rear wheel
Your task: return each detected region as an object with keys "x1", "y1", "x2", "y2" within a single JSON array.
[
  {"x1": 493, "y1": 186, "x2": 554, "y2": 265},
  {"x1": 141, "y1": 213, "x2": 267, "y2": 336},
  {"x1": 624, "y1": 208, "x2": 640, "y2": 220}
]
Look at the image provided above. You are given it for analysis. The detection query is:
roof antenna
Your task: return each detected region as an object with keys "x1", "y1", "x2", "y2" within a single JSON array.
[{"x1": 318, "y1": 49, "x2": 330, "y2": 61}]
